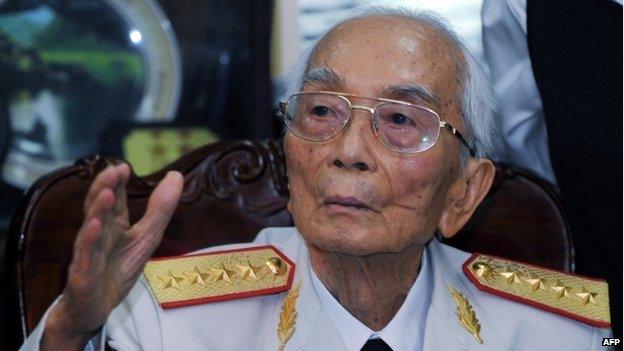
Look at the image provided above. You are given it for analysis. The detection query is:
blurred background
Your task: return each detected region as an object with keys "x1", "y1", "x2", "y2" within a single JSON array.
[
  {"x1": 0, "y1": 1, "x2": 485, "y2": 346},
  {"x1": 0, "y1": 0, "x2": 485, "y2": 276}
]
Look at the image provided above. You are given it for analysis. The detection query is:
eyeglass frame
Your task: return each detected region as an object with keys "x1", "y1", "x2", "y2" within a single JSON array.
[{"x1": 278, "y1": 91, "x2": 475, "y2": 157}]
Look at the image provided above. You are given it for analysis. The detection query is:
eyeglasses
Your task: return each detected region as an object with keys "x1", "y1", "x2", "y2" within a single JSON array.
[{"x1": 278, "y1": 91, "x2": 475, "y2": 156}]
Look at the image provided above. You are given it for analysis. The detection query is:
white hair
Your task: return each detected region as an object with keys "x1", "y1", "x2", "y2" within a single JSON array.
[{"x1": 283, "y1": 7, "x2": 498, "y2": 163}]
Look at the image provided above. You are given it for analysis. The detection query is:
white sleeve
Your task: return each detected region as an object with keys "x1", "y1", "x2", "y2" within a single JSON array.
[
  {"x1": 18, "y1": 296, "x2": 105, "y2": 351},
  {"x1": 590, "y1": 326, "x2": 614, "y2": 351},
  {"x1": 482, "y1": 0, "x2": 557, "y2": 186}
]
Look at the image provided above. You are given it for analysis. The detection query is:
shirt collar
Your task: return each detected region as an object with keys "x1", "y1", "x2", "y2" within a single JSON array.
[{"x1": 310, "y1": 246, "x2": 432, "y2": 351}]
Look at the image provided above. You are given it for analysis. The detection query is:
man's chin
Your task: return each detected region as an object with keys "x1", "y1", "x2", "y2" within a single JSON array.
[
  {"x1": 300, "y1": 228, "x2": 400, "y2": 256},
  {"x1": 306, "y1": 242, "x2": 384, "y2": 257}
]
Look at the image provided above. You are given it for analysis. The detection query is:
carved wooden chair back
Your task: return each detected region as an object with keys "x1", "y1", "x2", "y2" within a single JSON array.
[{"x1": 4, "y1": 139, "x2": 572, "y2": 348}]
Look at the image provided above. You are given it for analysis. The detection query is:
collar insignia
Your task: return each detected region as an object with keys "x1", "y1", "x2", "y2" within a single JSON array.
[
  {"x1": 278, "y1": 283, "x2": 301, "y2": 351},
  {"x1": 448, "y1": 285, "x2": 483, "y2": 344}
]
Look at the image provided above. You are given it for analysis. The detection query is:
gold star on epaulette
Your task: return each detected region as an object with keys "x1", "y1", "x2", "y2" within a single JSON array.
[
  {"x1": 499, "y1": 270, "x2": 523, "y2": 285},
  {"x1": 525, "y1": 274, "x2": 548, "y2": 292},
  {"x1": 210, "y1": 263, "x2": 236, "y2": 284},
  {"x1": 463, "y1": 254, "x2": 610, "y2": 328},
  {"x1": 184, "y1": 266, "x2": 210, "y2": 287},
  {"x1": 143, "y1": 245, "x2": 296, "y2": 309},
  {"x1": 551, "y1": 279, "x2": 572, "y2": 299},
  {"x1": 158, "y1": 271, "x2": 185, "y2": 290},
  {"x1": 576, "y1": 288, "x2": 598, "y2": 306},
  {"x1": 236, "y1": 259, "x2": 264, "y2": 280}
]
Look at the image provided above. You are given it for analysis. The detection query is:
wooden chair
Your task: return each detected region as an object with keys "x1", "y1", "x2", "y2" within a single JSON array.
[{"x1": 3, "y1": 139, "x2": 573, "y2": 349}]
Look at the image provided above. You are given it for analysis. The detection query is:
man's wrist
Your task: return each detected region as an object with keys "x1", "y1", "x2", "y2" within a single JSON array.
[{"x1": 41, "y1": 300, "x2": 99, "y2": 351}]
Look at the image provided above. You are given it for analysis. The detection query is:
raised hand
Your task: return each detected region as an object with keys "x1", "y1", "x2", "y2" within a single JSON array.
[{"x1": 41, "y1": 164, "x2": 184, "y2": 350}]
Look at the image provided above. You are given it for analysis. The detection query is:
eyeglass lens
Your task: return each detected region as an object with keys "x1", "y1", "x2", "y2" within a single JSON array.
[{"x1": 284, "y1": 93, "x2": 440, "y2": 153}]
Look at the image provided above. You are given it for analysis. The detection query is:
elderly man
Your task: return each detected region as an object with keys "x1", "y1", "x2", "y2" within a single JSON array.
[{"x1": 21, "y1": 8, "x2": 611, "y2": 351}]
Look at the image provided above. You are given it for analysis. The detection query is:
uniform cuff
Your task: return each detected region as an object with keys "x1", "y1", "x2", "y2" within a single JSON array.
[{"x1": 19, "y1": 296, "x2": 105, "y2": 351}]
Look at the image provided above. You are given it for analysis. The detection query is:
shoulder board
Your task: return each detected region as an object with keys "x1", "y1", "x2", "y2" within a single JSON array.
[
  {"x1": 143, "y1": 245, "x2": 295, "y2": 309},
  {"x1": 463, "y1": 253, "x2": 610, "y2": 328}
]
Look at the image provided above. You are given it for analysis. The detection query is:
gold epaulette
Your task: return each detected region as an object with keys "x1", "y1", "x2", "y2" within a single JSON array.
[
  {"x1": 143, "y1": 245, "x2": 295, "y2": 309},
  {"x1": 463, "y1": 253, "x2": 610, "y2": 328}
]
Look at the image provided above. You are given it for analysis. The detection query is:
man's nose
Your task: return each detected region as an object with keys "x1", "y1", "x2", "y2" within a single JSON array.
[{"x1": 329, "y1": 109, "x2": 377, "y2": 172}]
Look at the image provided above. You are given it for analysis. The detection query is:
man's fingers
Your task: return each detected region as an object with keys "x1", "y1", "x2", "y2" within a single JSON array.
[
  {"x1": 85, "y1": 188, "x2": 115, "y2": 226},
  {"x1": 70, "y1": 185, "x2": 115, "y2": 291},
  {"x1": 84, "y1": 165, "x2": 123, "y2": 214},
  {"x1": 112, "y1": 164, "x2": 131, "y2": 228},
  {"x1": 72, "y1": 217, "x2": 103, "y2": 277},
  {"x1": 133, "y1": 171, "x2": 184, "y2": 244},
  {"x1": 83, "y1": 186, "x2": 122, "y2": 256}
]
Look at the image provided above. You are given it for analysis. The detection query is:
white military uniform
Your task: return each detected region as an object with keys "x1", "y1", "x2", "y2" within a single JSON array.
[{"x1": 21, "y1": 227, "x2": 612, "y2": 351}]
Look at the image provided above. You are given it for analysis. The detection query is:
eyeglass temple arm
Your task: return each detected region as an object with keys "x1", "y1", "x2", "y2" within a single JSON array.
[
  {"x1": 439, "y1": 122, "x2": 476, "y2": 157},
  {"x1": 278, "y1": 102, "x2": 287, "y2": 113}
]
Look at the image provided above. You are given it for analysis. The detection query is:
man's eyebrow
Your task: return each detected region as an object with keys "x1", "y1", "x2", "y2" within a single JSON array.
[
  {"x1": 382, "y1": 84, "x2": 441, "y2": 106},
  {"x1": 301, "y1": 67, "x2": 343, "y2": 89}
]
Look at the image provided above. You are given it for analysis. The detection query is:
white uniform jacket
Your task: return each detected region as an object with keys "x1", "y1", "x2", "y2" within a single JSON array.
[{"x1": 22, "y1": 227, "x2": 612, "y2": 351}]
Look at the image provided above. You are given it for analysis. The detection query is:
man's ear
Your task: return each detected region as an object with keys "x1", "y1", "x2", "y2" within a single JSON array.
[{"x1": 437, "y1": 158, "x2": 496, "y2": 239}]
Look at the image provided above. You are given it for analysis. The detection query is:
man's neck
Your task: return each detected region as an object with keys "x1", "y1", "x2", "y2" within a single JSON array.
[{"x1": 308, "y1": 243, "x2": 424, "y2": 331}]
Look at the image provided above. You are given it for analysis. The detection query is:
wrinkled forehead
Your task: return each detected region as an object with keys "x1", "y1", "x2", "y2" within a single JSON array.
[{"x1": 305, "y1": 16, "x2": 464, "y2": 110}]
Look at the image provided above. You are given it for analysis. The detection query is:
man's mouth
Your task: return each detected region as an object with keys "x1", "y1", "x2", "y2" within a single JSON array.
[{"x1": 324, "y1": 196, "x2": 374, "y2": 212}]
